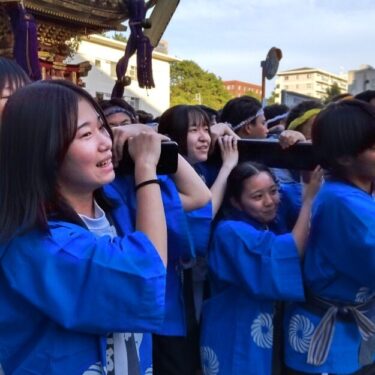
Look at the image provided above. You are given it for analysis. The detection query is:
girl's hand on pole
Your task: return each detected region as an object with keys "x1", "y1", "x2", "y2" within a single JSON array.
[
  {"x1": 128, "y1": 131, "x2": 170, "y2": 171},
  {"x1": 302, "y1": 166, "x2": 323, "y2": 203},
  {"x1": 218, "y1": 135, "x2": 239, "y2": 170},
  {"x1": 112, "y1": 124, "x2": 156, "y2": 166},
  {"x1": 210, "y1": 122, "x2": 239, "y2": 152},
  {"x1": 279, "y1": 130, "x2": 306, "y2": 149}
]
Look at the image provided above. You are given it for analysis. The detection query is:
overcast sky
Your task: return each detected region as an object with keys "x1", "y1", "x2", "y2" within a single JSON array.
[{"x1": 160, "y1": 0, "x2": 375, "y2": 95}]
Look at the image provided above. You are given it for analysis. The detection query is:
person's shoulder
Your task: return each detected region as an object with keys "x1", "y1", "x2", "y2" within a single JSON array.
[
  {"x1": 279, "y1": 181, "x2": 302, "y2": 203},
  {"x1": 44, "y1": 219, "x2": 109, "y2": 256},
  {"x1": 2, "y1": 221, "x2": 93, "y2": 259},
  {"x1": 317, "y1": 180, "x2": 375, "y2": 217},
  {"x1": 214, "y1": 217, "x2": 260, "y2": 237},
  {"x1": 321, "y1": 180, "x2": 370, "y2": 200}
]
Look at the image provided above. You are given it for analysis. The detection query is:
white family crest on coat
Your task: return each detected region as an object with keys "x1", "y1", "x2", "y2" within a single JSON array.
[
  {"x1": 145, "y1": 366, "x2": 153, "y2": 374},
  {"x1": 201, "y1": 346, "x2": 220, "y2": 375},
  {"x1": 355, "y1": 287, "x2": 375, "y2": 303},
  {"x1": 82, "y1": 362, "x2": 106, "y2": 374},
  {"x1": 251, "y1": 313, "x2": 273, "y2": 349},
  {"x1": 289, "y1": 314, "x2": 315, "y2": 354}
]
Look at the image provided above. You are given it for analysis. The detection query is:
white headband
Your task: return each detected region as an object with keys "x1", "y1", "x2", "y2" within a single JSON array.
[
  {"x1": 232, "y1": 108, "x2": 264, "y2": 132},
  {"x1": 266, "y1": 112, "x2": 288, "y2": 126}
]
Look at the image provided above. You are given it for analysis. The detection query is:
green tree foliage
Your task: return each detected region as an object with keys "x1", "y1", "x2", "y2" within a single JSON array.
[
  {"x1": 267, "y1": 90, "x2": 279, "y2": 105},
  {"x1": 170, "y1": 60, "x2": 232, "y2": 110},
  {"x1": 323, "y1": 82, "x2": 341, "y2": 104},
  {"x1": 111, "y1": 32, "x2": 128, "y2": 43},
  {"x1": 244, "y1": 90, "x2": 261, "y2": 101}
]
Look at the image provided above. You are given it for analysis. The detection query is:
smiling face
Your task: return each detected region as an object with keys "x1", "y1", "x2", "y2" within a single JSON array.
[
  {"x1": 186, "y1": 114, "x2": 211, "y2": 165},
  {"x1": 233, "y1": 171, "x2": 280, "y2": 224},
  {"x1": 58, "y1": 98, "x2": 114, "y2": 199}
]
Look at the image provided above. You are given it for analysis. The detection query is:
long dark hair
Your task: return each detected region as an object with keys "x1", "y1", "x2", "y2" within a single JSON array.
[
  {"x1": 158, "y1": 104, "x2": 210, "y2": 155},
  {"x1": 0, "y1": 79, "x2": 112, "y2": 242},
  {"x1": 220, "y1": 96, "x2": 262, "y2": 129},
  {"x1": 0, "y1": 57, "x2": 31, "y2": 96}
]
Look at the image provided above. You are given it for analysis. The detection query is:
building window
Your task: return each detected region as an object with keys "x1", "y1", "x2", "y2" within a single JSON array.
[
  {"x1": 124, "y1": 95, "x2": 140, "y2": 110},
  {"x1": 127, "y1": 65, "x2": 137, "y2": 81},
  {"x1": 307, "y1": 84, "x2": 312, "y2": 88},
  {"x1": 307, "y1": 74, "x2": 311, "y2": 78},
  {"x1": 285, "y1": 85, "x2": 289, "y2": 89},
  {"x1": 110, "y1": 62, "x2": 117, "y2": 78},
  {"x1": 284, "y1": 76, "x2": 289, "y2": 81},
  {"x1": 110, "y1": 64, "x2": 137, "y2": 81},
  {"x1": 95, "y1": 59, "x2": 101, "y2": 68}
]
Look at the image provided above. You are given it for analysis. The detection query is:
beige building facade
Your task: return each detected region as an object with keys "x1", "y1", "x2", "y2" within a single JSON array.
[
  {"x1": 274, "y1": 67, "x2": 348, "y2": 103},
  {"x1": 347, "y1": 64, "x2": 375, "y2": 95},
  {"x1": 69, "y1": 34, "x2": 179, "y2": 117}
]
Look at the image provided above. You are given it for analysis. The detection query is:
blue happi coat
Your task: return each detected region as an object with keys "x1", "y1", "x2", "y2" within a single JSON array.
[
  {"x1": 112, "y1": 175, "x2": 212, "y2": 336},
  {"x1": 200, "y1": 206, "x2": 304, "y2": 375},
  {"x1": 284, "y1": 180, "x2": 375, "y2": 374},
  {"x1": 0, "y1": 175, "x2": 184, "y2": 374}
]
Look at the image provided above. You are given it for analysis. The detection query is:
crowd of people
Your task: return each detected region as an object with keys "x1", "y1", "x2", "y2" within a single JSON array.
[{"x1": 0, "y1": 56, "x2": 374, "y2": 375}]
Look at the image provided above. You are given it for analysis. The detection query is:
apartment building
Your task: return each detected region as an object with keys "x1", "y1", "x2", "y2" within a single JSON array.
[
  {"x1": 68, "y1": 34, "x2": 179, "y2": 117},
  {"x1": 274, "y1": 67, "x2": 348, "y2": 103},
  {"x1": 347, "y1": 64, "x2": 375, "y2": 95},
  {"x1": 224, "y1": 80, "x2": 262, "y2": 98}
]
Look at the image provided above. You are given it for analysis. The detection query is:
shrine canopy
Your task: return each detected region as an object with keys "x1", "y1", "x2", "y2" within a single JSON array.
[{"x1": 0, "y1": 0, "x2": 178, "y2": 90}]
